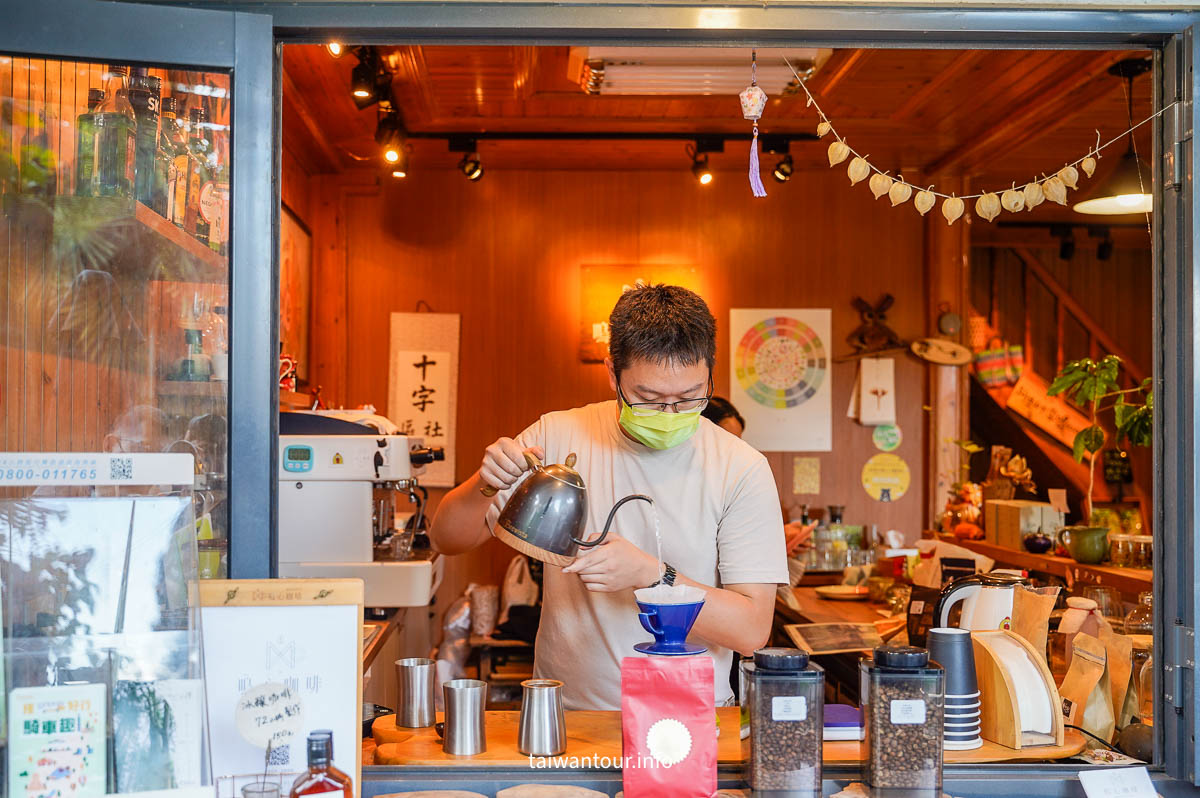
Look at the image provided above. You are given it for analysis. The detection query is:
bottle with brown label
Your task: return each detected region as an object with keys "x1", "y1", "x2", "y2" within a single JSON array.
[
  {"x1": 289, "y1": 731, "x2": 351, "y2": 798},
  {"x1": 185, "y1": 107, "x2": 212, "y2": 243},
  {"x1": 159, "y1": 96, "x2": 187, "y2": 224}
]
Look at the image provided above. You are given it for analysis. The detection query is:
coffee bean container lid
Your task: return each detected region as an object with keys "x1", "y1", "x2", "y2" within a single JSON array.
[
  {"x1": 754, "y1": 647, "x2": 809, "y2": 671},
  {"x1": 873, "y1": 645, "x2": 929, "y2": 669}
]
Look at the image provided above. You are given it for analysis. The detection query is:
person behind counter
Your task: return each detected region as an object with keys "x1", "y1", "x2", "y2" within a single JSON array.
[{"x1": 430, "y1": 284, "x2": 788, "y2": 710}]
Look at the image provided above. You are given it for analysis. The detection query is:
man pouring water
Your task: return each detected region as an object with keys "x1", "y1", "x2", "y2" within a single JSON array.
[{"x1": 430, "y1": 284, "x2": 788, "y2": 710}]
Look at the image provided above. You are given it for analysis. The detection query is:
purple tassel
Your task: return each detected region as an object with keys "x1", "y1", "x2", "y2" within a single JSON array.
[{"x1": 749, "y1": 126, "x2": 767, "y2": 198}]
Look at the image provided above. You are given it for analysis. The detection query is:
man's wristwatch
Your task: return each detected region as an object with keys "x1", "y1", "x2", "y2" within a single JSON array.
[{"x1": 650, "y1": 562, "x2": 677, "y2": 587}]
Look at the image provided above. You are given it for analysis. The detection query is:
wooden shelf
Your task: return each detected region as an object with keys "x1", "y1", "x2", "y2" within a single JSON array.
[
  {"x1": 158, "y1": 379, "x2": 226, "y2": 397},
  {"x1": 280, "y1": 390, "x2": 312, "y2": 410},
  {"x1": 956, "y1": 539, "x2": 1152, "y2": 596},
  {"x1": 132, "y1": 200, "x2": 225, "y2": 277}
]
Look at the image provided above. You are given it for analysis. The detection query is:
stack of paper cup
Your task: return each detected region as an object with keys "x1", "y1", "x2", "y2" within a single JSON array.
[{"x1": 928, "y1": 628, "x2": 983, "y2": 750}]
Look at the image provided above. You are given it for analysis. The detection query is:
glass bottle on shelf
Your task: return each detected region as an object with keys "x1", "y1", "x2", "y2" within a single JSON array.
[
  {"x1": 93, "y1": 65, "x2": 137, "y2": 198},
  {"x1": 289, "y1": 731, "x2": 352, "y2": 798},
  {"x1": 159, "y1": 96, "x2": 187, "y2": 224},
  {"x1": 127, "y1": 69, "x2": 163, "y2": 212},
  {"x1": 18, "y1": 107, "x2": 57, "y2": 196},
  {"x1": 185, "y1": 107, "x2": 213, "y2": 243},
  {"x1": 203, "y1": 305, "x2": 229, "y2": 382},
  {"x1": 74, "y1": 88, "x2": 105, "y2": 196},
  {"x1": 1124, "y1": 591, "x2": 1153, "y2": 636}
]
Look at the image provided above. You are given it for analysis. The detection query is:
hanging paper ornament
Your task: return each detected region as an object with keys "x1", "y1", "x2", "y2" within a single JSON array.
[
  {"x1": 942, "y1": 195, "x2": 965, "y2": 226},
  {"x1": 1023, "y1": 181, "x2": 1045, "y2": 212},
  {"x1": 1043, "y1": 175, "x2": 1068, "y2": 206},
  {"x1": 827, "y1": 140, "x2": 850, "y2": 167},
  {"x1": 975, "y1": 192, "x2": 1001, "y2": 222},
  {"x1": 1081, "y1": 155, "x2": 1097, "y2": 178},
  {"x1": 889, "y1": 180, "x2": 913, "y2": 207},
  {"x1": 817, "y1": 120, "x2": 832, "y2": 138},
  {"x1": 847, "y1": 157, "x2": 870, "y2": 186},
  {"x1": 869, "y1": 172, "x2": 893, "y2": 199},
  {"x1": 1057, "y1": 165, "x2": 1080, "y2": 190},
  {"x1": 914, "y1": 188, "x2": 936, "y2": 216},
  {"x1": 1001, "y1": 185, "x2": 1025, "y2": 213}
]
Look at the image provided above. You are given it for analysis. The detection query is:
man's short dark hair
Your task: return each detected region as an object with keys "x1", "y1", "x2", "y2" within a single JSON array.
[{"x1": 608, "y1": 284, "x2": 716, "y2": 374}]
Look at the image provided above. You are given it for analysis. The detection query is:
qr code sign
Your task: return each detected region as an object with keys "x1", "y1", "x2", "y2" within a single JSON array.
[
  {"x1": 109, "y1": 457, "x2": 133, "y2": 481},
  {"x1": 267, "y1": 744, "x2": 290, "y2": 767}
]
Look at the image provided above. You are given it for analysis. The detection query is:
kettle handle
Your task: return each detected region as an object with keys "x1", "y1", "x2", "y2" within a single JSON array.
[
  {"x1": 478, "y1": 452, "x2": 545, "y2": 497},
  {"x1": 574, "y1": 494, "x2": 654, "y2": 548},
  {"x1": 933, "y1": 574, "x2": 984, "y2": 628}
]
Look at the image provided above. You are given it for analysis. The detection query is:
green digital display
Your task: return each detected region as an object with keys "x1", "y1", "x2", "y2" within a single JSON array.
[{"x1": 287, "y1": 448, "x2": 311, "y2": 461}]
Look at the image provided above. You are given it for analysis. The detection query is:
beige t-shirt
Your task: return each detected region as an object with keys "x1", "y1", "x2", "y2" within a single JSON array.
[{"x1": 485, "y1": 400, "x2": 787, "y2": 710}]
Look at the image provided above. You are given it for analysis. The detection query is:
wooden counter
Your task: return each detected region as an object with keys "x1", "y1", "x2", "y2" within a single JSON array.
[
  {"x1": 363, "y1": 612, "x2": 400, "y2": 671},
  {"x1": 370, "y1": 706, "x2": 1086, "y2": 767},
  {"x1": 776, "y1": 587, "x2": 894, "y2": 626}
]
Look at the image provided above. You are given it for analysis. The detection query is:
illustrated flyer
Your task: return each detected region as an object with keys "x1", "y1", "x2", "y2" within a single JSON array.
[{"x1": 8, "y1": 683, "x2": 107, "y2": 798}]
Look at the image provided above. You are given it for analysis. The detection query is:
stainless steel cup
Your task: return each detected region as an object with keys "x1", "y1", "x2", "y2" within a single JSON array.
[
  {"x1": 518, "y1": 678, "x2": 566, "y2": 756},
  {"x1": 396, "y1": 657, "x2": 436, "y2": 728},
  {"x1": 442, "y1": 678, "x2": 488, "y2": 755}
]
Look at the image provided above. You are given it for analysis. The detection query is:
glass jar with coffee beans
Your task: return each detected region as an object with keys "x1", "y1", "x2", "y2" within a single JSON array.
[
  {"x1": 744, "y1": 647, "x2": 824, "y2": 797},
  {"x1": 861, "y1": 645, "x2": 944, "y2": 798}
]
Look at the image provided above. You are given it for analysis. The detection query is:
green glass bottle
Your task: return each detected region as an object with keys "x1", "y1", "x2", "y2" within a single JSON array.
[
  {"x1": 185, "y1": 107, "x2": 212, "y2": 243},
  {"x1": 127, "y1": 70, "x2": 163, "y2": 212},
  {"x1": 74, "y1": 88, "x2": 105, "y2": 196},
  {"x1": 93, "y1": 65, "x2": 137, "y2": 198}
]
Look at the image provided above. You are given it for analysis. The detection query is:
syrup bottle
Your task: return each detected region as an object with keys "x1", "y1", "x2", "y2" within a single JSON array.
[{"x1": 289, "y1": 731, "x2": 352, "y2": 798}]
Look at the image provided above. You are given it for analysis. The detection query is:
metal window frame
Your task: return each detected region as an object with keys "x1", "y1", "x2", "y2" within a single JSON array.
[{"x1": 1, "y1": 0, "x2": 276, "y2": 580}]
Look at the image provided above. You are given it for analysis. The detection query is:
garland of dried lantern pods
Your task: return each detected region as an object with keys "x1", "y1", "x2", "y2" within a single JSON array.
[{"x1": 774, "y1": 57, "x2": 1170, "y2": 223}]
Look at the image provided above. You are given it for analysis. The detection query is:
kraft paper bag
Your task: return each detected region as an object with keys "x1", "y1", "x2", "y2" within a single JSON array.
[
  {"x1": 1011, "y1": 584, "x2": 1060, "y2": 663},
  {"x1": 1059, "y1": 633, "x2": 1115, "y2": 744},
  {"x1": 1098, "y1": 618, "x2": 1134, "y2": 730}
]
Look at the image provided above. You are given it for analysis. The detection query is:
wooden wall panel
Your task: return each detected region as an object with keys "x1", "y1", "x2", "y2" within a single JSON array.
[{"x1": 307, "y1": 167, "x2": 937, "y2": 603}]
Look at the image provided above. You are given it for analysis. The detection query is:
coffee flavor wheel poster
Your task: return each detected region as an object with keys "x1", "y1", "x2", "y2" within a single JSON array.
[{"x1": 730, "y1": 309, "x2": 833, "y2": 452}]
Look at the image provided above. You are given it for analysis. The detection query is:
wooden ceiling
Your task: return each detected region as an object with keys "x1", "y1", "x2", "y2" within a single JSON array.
[{"x1": 283, "y1": 44, "x2": 1154, "y2": 206}]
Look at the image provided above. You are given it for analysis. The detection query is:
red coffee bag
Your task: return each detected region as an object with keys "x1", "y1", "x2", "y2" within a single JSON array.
[{"x1": 620, "y1": 656, "x2": 716, "y2": 798}]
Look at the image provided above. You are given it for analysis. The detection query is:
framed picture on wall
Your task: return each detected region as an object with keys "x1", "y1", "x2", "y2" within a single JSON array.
[{"x1": 280, "y1": 204, "x2": 312, "y2": 381}]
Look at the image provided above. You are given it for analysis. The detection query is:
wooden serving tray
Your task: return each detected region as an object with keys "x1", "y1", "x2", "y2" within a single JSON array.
[{"x1": 369, "y1": 707, "x2": 1086, "y2": 768}]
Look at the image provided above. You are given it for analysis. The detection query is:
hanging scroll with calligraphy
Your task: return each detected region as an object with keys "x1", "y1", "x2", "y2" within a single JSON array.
[{"x1": 388, "y1": 313, "x2": 460, "y2": 487}]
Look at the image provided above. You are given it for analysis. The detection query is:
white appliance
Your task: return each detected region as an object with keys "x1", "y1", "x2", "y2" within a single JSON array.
[
  {"x1": 569, "y1": 46, "x2": 835, "y2": 95},
  {"x1": 278, "y1": 412, "x2": 444, "y2": 607}
]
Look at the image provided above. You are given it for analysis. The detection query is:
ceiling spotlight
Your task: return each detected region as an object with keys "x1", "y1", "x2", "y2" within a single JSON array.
[
  {"x1": 390, "y1": 168, "x2": 407, "y2": 179},
  {"x1": 691, "y1": 153, "x2": 713, "y2": 185},
  {"x1": 1059, "y1": 232, "x2": 1076, "y2": 260},
  {"x1": 386, "y1": 147, "x2": 409, "y2": 178},
  {"x1": 374, "y1": 112, "x2": 406, "y2": 165},
  {"x1": 773, "y1": 154, "x2": 794, "y2": 183},
  {"x1": 326, "y1": 42, "x2": 344, "y2": 58},
  {"x1": 1097, "y1": 236, "x2": 1114, "y2": 261},
  {"x1": 351, "y1": 60, "x2": 374, "y2": 99},
  {"x1": 458, "y1": 154, "x2": 484, "y2": 181}
]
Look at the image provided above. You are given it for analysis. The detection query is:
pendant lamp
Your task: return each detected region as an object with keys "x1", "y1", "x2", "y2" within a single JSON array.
[{"x1": 1074, "y1": 58, "x2": 1153, "y2": 215}]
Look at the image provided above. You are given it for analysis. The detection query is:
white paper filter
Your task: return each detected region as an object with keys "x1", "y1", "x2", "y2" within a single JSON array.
[{"x1": 635, "y1": 585, "x2": 706, "y2": 605}]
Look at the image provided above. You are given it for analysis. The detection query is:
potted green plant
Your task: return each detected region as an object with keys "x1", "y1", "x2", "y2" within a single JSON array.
[{"x1": 1047, "y1": 354, "x2": 1153, "y2": 563}]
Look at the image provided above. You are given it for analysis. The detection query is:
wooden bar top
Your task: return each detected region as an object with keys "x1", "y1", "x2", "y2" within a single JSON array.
[
  {"x1": 370, "y1": 707, "x2": 1086, "y2": 767},
  {"x1": 779, "y1": 587, "x2": 894, "y2": 626}
]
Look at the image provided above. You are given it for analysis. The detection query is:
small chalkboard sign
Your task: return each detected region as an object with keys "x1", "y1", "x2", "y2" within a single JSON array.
[
  {"x1": 905, "y1": 585, "x2": 942, "y2": 648},
  {"x1": 1103, "y1": 449, "x2": 1134, "y2": 484}
]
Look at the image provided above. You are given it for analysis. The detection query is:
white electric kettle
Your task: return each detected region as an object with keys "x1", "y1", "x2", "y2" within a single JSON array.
[{"x1": 934, "y1": 572, "x2": 1027, "y2": 631}]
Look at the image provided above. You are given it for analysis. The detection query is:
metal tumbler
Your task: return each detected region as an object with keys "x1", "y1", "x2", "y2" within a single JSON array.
[
  {"x1": 442, "y1": 678, "x2": 488, "y2": 755},
  {"x1": 518, "y1": 678, "x2": 566, "y2": 756},
  {"x1": 396, "y1": 657, "x2": 436, "y2": 728}
]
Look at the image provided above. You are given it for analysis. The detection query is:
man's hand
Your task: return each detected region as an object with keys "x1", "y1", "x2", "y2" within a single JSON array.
[
  {"x1": 562, "y1": 533, "x2": 660, "y2": 592},
  {"x1": 784, "y1": 520, "x2": 817, "y2": 555},
  {"x1": 479, "y1": 437, "x2": 545, "y2": 493}
]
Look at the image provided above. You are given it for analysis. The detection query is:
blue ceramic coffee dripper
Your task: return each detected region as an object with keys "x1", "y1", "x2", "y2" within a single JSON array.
[{"x1": 634, "y1": 598, "x2": 708, "y2": 656}]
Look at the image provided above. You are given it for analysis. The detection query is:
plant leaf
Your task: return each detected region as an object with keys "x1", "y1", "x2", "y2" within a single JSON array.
[
  {"x1": 1113, "y1": 396, "x2": 1132, "y2": 429},
  {"x1": 1048, "y1": 370, "x2": 1086, "y2": 397},
  {"x1": 1072, "y1": 425, "x2": 1106, "y2": 462}
]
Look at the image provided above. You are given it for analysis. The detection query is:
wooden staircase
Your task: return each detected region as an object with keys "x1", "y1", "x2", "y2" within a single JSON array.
[{"x1": 969, "y1": 246, "x2": 1150, "y2": 526}]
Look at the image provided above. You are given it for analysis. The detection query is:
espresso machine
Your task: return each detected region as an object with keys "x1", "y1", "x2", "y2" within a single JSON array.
[{"x1": 277, "y1": 411, "x2": 444, "y2": 607}]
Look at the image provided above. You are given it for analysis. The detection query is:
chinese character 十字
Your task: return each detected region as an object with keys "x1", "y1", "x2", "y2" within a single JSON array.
[{"x1": 413, "y1": 354, "x2": 437, "y2": 381}]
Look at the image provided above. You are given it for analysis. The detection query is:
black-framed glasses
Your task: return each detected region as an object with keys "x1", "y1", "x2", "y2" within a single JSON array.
[{"x1": 617, "y1": 375, "x2": 713, "y2": 416}]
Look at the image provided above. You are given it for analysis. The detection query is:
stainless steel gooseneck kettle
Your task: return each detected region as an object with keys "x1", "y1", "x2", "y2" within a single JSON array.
[{"x1": 481, "y1": 452, "x2": 652, "y2": 567}]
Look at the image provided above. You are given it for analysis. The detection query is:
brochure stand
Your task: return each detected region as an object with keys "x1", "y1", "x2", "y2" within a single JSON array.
[{"x1": 0, "y1": 452, "x2": 211, "y2": 798}]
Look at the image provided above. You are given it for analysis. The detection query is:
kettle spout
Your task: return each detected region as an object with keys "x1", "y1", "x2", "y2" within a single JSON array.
[{"x1": 573, "y1": 494, "x2": 653, "y2": 548}]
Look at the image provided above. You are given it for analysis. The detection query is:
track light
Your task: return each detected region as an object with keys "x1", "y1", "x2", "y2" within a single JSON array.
[
  {"x1": 351, "y1": 60, "x2": 374, "y2": 99},
  {"x1": 773, "y1": 154, "x2": 794, "y2": 183},
  {"x1": 375, "y1": 112, "x2": 406, "y2": 166},
  {"x1": 458, "y1": 154, "x2": 483, "y2": 181},
  {"x1": 691, "y1": 153, "x2": 713, "y2": 185},
  {"x1": 350, "y1": 50, "x2": 392, "y2": 110},
  {"x1": 1097, "y1": 237, "x2": 1114, "y2": 260},
  {"x1": 386, "y1": 147, "x2": 409, "y2": 178},
  {"x1": 326, "y1": 42, "x2": 344, "y2": 58}
]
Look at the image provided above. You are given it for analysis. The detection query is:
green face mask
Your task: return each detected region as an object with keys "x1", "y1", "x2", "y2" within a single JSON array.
[{"x1": 618, "y1": 400, "x2": 703, "y2": 450}]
